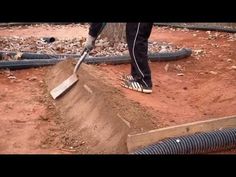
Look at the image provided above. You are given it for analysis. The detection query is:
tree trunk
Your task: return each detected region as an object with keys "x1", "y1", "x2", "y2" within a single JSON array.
[{"x1": 100, "y1": 23, "x2": 126, "y2": 45}]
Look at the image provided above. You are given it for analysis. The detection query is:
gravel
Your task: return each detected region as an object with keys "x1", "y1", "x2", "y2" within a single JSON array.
[{"x1": 0, "y1": 35, "x2": 182, "y2": 60}]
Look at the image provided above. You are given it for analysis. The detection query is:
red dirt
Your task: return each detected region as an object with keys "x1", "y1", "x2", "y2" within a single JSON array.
[
  {"x1": 0, "y1": 24, "x2": 88, "y2": 40},
  {"x1": 0, "y1": 24, "x2": 235, "y2": 154},
  {"x1": 0, "y1": 68, "x2": 70, "y2": 154},
  {"x1": 97, "y1": 28, "x2": 236, "y2": 127}
]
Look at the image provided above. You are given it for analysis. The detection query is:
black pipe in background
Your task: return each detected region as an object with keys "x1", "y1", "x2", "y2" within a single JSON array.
[
  {"x1": 154, "y1": 23, "x2": 236, "y2": 33},
  {"x1": 0, "y1": 49, "x2": 192, "y2": 70},
  {"x1": 132, "y1": 128, "x2": 236, "y2": 154}
]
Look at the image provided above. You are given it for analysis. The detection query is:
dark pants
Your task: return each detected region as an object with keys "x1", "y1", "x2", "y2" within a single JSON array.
[
  {"x1": 126, "y1": 23, "x2": 153, "y2": 88},
  {"x1": 89, "y1": 22, "x2": 153, "y2": 88},
  {"x1": 89, "y1": 23, "x2": 106, "y2": 38}
]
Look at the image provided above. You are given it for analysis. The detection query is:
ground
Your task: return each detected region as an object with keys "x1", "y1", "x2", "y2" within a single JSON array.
[{"x1": 0, "y1": 24, "x2": 235, "y2": 154}]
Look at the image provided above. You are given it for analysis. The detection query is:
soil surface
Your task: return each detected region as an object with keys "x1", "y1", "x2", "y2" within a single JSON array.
[{"x1": 0, "y1": 24, "x2": 235, "y2": 154}]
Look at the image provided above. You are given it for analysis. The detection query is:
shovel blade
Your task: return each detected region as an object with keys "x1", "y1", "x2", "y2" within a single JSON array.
[{"x1": 50, "y1": 74, "x2": 78, "y2": 99}]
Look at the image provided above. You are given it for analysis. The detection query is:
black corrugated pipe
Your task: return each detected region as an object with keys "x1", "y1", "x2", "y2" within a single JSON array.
[
  {"x1": 132, "y1": 128, "x2": 236, "y2": 154},
  {"x1": 0, "y1": 48, "x2": 191, "y2": 60},
  {"x1": 154, "y1": 23, "x2": 236, "y2": 33},
  {"x1": 0, "y1": 59, "x2": 64, "y2": 70},
  {"x1": 0, "y1": 49, "x2": 192, "y2": 70}
]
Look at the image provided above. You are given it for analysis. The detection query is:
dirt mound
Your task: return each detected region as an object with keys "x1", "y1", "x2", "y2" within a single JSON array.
[{"x1": 45, "y1": 59, "x2": 157, "y2": 154}]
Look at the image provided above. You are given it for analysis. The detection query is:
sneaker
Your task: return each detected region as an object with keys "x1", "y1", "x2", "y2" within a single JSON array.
[
  {"x1": 121, "y1": 80, "x2": 152, "y2": 94},
  {"x1": 119, "y1": 74, "x2": 135, "y2": 82}
]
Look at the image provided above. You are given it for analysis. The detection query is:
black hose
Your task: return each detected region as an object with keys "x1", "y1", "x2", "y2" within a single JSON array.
[
  {"x1": 0, "y1": 49, "x2": 192, "y2": 70},
  {"x1": 154, "y1": 23, "x2": 236, "y2": 33},
  {"x1": 85, "y1": 48, "x2": 192, "y2": 64},
  {"x1": 1, "y1": 49, "x2": 191, "y2": 60},
  {"x1": 0, "y1": 59, "x2": 64, "y2": 70},
  {"x1": 132, "y1": 128, "x2": 236, "y2": 154}
]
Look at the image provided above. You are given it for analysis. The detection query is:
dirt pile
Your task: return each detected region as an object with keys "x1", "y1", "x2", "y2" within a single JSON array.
[{"x1": 45, "y1": 59, "x2": 156, "y2": 154}]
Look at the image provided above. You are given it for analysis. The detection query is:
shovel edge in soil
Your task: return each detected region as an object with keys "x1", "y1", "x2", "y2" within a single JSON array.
[
  {"x1": 50, "y1": 49, "x2": 89, "y2": 99},
  {"x1": 50, "y1": 74, "x2": 78, "y2": 99}
]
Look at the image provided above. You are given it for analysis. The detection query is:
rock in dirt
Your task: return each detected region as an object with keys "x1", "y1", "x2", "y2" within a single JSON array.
[
  {"x1": 80, "y1": 141, "x2": 85, "y2": 146},
  {"x1": 15, "y1": 79, "x2": 22, "y2": 83},
  {"x1": 8, "y1": 76, "x2": 16, "y2": 79},
  {"x1": 209, "y1": 71, "x2": 218, "y2": 75},
  {"x1": 159, "y1": 47, "x2": 168, "y2": 53},
  {"x1": 193, "y1": 49, "x2": 204, "y2": 56},
  {"x1": 13, "y1": 119, "x2": 26, "y2": 123},
  {"x1": 14, "y1": 52, "x2": 23, "y2": 60},
  {"x1": 164, "y1": 63, "x2": 169, "y2": 72},
  {"x1": 175, "y1": 64, "x2": 185, "y2": 72},
  {"x1": 27, "y1": 76, "x2": 37, "y2": 81},
  {"x1": 39, "y1": 115, "x2": 49, "y2": 121},
  {"x1": 48, "y1": 105, "x2": 54, "y2": 109},
  {"x1": 231, "y1": 66, "x2": 236, "y2": 70}
]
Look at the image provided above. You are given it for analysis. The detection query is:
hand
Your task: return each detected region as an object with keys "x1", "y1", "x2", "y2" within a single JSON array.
[{"x1": 84, "y1": 35, "x2": 96, "y2": 50}]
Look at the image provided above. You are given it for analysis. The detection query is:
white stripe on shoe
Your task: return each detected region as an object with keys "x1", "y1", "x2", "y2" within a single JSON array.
[
  {"x1": 134, "y1": 82, "x2": 141, "y2": 92},
  {"x1": 132, "y1": 82, "x2": 136, "y2": 89},
  {"x1": 121, "y1": 80, "x2": 152, "y2": 94}
]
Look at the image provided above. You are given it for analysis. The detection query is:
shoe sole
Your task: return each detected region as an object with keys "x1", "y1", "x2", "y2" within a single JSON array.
[{"x1": 121, "y1": 82, "x2": 152, "y2": 94}]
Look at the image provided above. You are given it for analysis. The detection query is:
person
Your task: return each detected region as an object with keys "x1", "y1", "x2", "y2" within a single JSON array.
[{"x1": 85, "y1": 23, "x2": 153, "y2": 94}]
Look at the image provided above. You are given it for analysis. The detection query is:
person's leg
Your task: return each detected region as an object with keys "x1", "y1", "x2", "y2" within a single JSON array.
[
  {"x1": 122, "y1": 23, "x2": 153, "y2": 93},
  {"x1": 125, "y1": 23, "x2": 138, "y2": 80}
]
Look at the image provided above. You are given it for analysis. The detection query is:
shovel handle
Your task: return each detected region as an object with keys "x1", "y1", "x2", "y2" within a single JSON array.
[{"x1": 73, "y1": 49, "x2": 89, "y2": 73}]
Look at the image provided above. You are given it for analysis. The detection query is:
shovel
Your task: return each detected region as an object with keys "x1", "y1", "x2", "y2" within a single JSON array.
[{"x1": 50, "y1": 48, "x2": 90, "y2": 99}]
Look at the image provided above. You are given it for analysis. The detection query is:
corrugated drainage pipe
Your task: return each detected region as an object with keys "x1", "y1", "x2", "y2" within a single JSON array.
[
  {"x1": 132, "y1": 128, "x2": 236, "y2": 154},
  {"x1": 0, "y1": 48, "x2": 191, "y2": 60},
  {"x1": 0, "y1": 49, "x2": 192, "y2": 70},
  {"x1": 154, "y1": 23, "x2": 236, "y2": 33}
]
